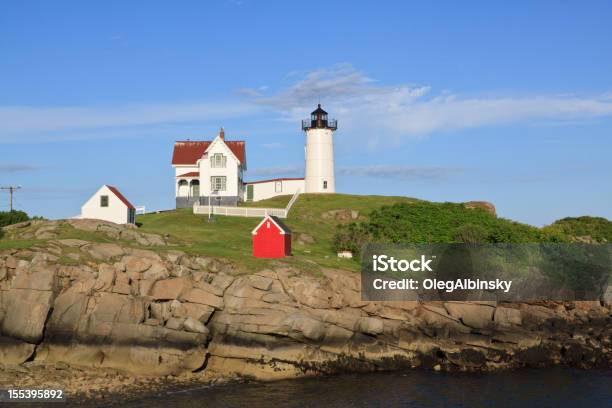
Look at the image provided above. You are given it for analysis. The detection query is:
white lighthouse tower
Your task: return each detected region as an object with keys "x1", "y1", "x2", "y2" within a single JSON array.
[{"x1": 302, "y1": 104, "x2": 337, "y2": 193}]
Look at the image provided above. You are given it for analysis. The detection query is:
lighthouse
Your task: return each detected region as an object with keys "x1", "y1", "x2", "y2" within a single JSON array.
[{"x1": 302, "y1": 104, "x2": 337, "y2": 193}]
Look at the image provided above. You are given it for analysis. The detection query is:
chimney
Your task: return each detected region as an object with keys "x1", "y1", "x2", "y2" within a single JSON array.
[{"x1": 219, "y1": 127, "x2": 225, "y2": 140}]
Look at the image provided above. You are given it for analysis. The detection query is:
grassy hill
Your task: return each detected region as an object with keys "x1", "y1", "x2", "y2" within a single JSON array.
[
  {"x1": 2, "y1": 194, "x2": 609, "y2": 273},
  {"x1": 542, "y1": 216, "x2": 612, "y2": 243},
  {"x1": 331, "y1": 201, "x2": 562, "y2": 255},
  {"x1": 136, "y1": 194, "x2": 418, "y2": 271},
  {"x1": 135, "y1": 194, "x2": 612, "y2": 272}
]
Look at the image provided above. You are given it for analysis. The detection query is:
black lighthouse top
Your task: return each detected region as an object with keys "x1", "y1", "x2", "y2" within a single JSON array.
[{"x1": 302, "y1": 104, "x2": 337, "y2": 131}]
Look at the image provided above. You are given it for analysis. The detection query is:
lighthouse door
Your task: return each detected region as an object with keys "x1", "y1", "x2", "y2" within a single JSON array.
[{"x1": 246, "y1": 185, "x2": 254, "y2": 201}]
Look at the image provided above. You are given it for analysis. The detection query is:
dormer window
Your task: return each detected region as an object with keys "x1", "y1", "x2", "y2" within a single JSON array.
[{"x1": 211, "y1": 153, "x2": 226, "y2": 168}]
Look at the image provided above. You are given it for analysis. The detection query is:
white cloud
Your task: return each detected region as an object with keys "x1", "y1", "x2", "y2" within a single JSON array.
[
  {"x1": 337, "y1": 165, "x2": 465, "y2": 180},
  {"x1": 0, "y1": 164, "x2": 46, "y2": 173},
  {"x1": 0, "y1": 101, "x2": 262, "y2": 142},
  {"x1": 3, "y1": 63, "x2": 612, "y2": 145},
  {"x1": 247, "y1": 166, "x2": 303, "y2": 177},
  {"x1": 246, "y1": 64, "x2": 612, "y2": 145},
  {"x1": 247, "y1": 164, "x2": 464, "y2": 181},
  {"x1": 19, "y1": 186, "x2": 90, "y2": 198}
]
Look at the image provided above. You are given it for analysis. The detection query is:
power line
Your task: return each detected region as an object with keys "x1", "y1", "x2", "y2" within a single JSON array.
[{"x1": 0, "y1": 186, "x2": 21, "y2": 211}]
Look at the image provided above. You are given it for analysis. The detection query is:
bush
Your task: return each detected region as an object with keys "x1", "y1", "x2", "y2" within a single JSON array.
[
  {"x1": 0, "y1": 210, "x2": 30, "y2": 228},
  {"x1": 542, "y1": 216, "x2": 612, "y2": 243},
  {"x1": 331, "y1": 201, "x2": 580, "y2": 255},
  {"x1": 454, "y1": 223, "x2": 489, "y2": 243},
  {"x1": 332, "y1": 222, "x2": 371, "y2": 255}
]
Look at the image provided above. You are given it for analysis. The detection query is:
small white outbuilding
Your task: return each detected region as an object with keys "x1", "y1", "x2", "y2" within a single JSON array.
[{"x1": 80, "y1": 185, "x2": 136, "y2": 225}]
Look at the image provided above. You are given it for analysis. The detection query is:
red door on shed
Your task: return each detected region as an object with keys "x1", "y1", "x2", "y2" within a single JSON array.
[{"x1": 252, "y1": 215, "x2": 292, "y2": 258}]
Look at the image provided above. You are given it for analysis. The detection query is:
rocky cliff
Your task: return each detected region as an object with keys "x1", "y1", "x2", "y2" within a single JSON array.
[{"x1": 0, "y1": 220, "x2": 610, "y2": 381}]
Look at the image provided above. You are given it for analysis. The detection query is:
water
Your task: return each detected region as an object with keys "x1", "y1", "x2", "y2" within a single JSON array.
[{"x1": 118, "y1": 369, "x2": 612, "y2": 408}]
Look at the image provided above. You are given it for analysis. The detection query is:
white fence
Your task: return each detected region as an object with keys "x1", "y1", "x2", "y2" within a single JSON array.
[{"x1": 193, "y1": 189, "x2": 300, "y2": 219}]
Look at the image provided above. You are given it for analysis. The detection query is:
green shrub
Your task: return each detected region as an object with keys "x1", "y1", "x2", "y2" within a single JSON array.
[
  {"x1": 454, "y1": 223, "x2": 489, "y2": 243},
  {"x1": 0, "y1": 210, "x2": 30, "y2": 228},
  {"x1": 331, "y1": 201, "x2": 580, "y2": 256},
  {"x1": 542, "y1": 216, "x2": 612, "y2": 243},
  {"x1": 332, "y1": 222, "x2": 372, "y2": 254}
]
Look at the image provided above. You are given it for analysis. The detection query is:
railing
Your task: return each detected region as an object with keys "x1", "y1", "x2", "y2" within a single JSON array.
[
  {"x1": 194, "y1": 205, "x2": 287, "y2": 217},
  {"x1": 192, "y1": 189, "x2": 301, "y2": 219},
  {"x1": 285, "y1": 188, "x2": 300, "y2": 213},
  {"x1": 302, "y1": 118, "x2": 338, "y2": 131}
]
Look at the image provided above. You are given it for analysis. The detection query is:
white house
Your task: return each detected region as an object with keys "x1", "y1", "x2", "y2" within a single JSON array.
[
  {"x1": 80, "y1": 185, "x2": 136, "y2": 224},
  {"x1": 171, "y1": 104, "x2": 337, "y2": 208},
  {"x1": 172, "y1": 129, "x2": 246, "y2": 208}
]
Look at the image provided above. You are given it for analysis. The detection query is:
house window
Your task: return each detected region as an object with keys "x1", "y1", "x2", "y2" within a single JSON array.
[
  {"x1": 211, "y1": 176, "x2": 227, "y2": 192},
  {"x1": 275, "y1": 181, "x2": 282, "y2": 193},
  {"x1": 100, "y1": 195, "x2": 109, "y2": 207},
  {"x1": 211, "y1": 153, "x2": 226, "y2": 168},
  {"x1": 323, "y1": 180, "x2": 328, "y2": 189}
]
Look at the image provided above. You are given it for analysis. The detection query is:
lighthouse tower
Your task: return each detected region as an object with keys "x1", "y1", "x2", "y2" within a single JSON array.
[{"x1": 302, "y1": 104, "x2": 337, "y2": 193}]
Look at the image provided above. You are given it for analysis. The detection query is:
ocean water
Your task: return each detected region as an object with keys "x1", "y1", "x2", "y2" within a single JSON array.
[{"x1": 119, "y1": 369, "x2": 612, "y2": 408}]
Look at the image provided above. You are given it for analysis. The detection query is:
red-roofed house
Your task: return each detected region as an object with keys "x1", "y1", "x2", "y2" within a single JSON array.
[
  {"x1": 172, "y1": 128, "x2": 248, "y2": 208},
  {"x1": 79, "y1": 185, "x2": 136, "y2": 224},
  {"x1": 172, "y1": 104, "x2": 338, "y2": 209}
]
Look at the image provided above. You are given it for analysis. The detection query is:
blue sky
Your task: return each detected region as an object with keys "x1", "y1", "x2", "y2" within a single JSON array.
[{"x1": 1, "y1": 1, "x2": 611, "y2": 226}]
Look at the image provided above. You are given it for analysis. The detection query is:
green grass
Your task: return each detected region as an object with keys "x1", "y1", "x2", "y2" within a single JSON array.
[
  {"x1": 137, "y1": 208, "x2": 271, "y2": 270},
  {"x1": 0, "y1": 239, "x2": 39, "y2": 251},
  {"x1": 3, "y1": 194, "x2": 608, "y2": 273},
  {"x1": 136, "y1": 194, "x2": 418, "y2": 271}
]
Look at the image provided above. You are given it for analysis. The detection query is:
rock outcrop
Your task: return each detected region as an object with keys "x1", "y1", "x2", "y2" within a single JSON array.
[
  {"x1": 0, "y1": 221, "x2": 610, "y2": 380},
  {"x1": 464, "y1": 201, "x2": 497, "y2": 216}
]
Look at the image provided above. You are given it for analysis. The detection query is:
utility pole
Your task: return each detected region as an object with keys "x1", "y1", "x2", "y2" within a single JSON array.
[{"x1": 0, "y1": 186, "x2": 21, "y2": 211}]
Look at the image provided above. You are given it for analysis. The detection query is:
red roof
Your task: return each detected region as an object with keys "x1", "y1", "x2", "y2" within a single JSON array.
[
  {"x1": 177, "y1": 172, "x2": 199, "y2": 178},
  {"x1": 171, "y1": 140, "x2": 246, "y2": 165},
  {"x1": 252, "y1": 215, "x2": 292, "y2": 235},
  {"x1": 106, "y1": 185, "x2": 135, "y2": 209},
  {"x1": 245, "y1": 177, "x2": 304, "y2": 185}
]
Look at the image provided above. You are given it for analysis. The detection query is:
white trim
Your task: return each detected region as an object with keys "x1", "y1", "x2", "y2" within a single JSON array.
[
  {"x1": 204, "y1": 136, "x2": 240, "y2": 165},
  {"x1": 251, "y1": 215, "x2": 287, "y2": 235},
  {"x1": 103, "y1": 185, "x2": 134, "y2": 209}
]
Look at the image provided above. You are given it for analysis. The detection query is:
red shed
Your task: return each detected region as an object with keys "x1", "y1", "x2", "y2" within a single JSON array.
[{"x1": 252, "y1": 215, "x2": 292, "y2": 258}]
